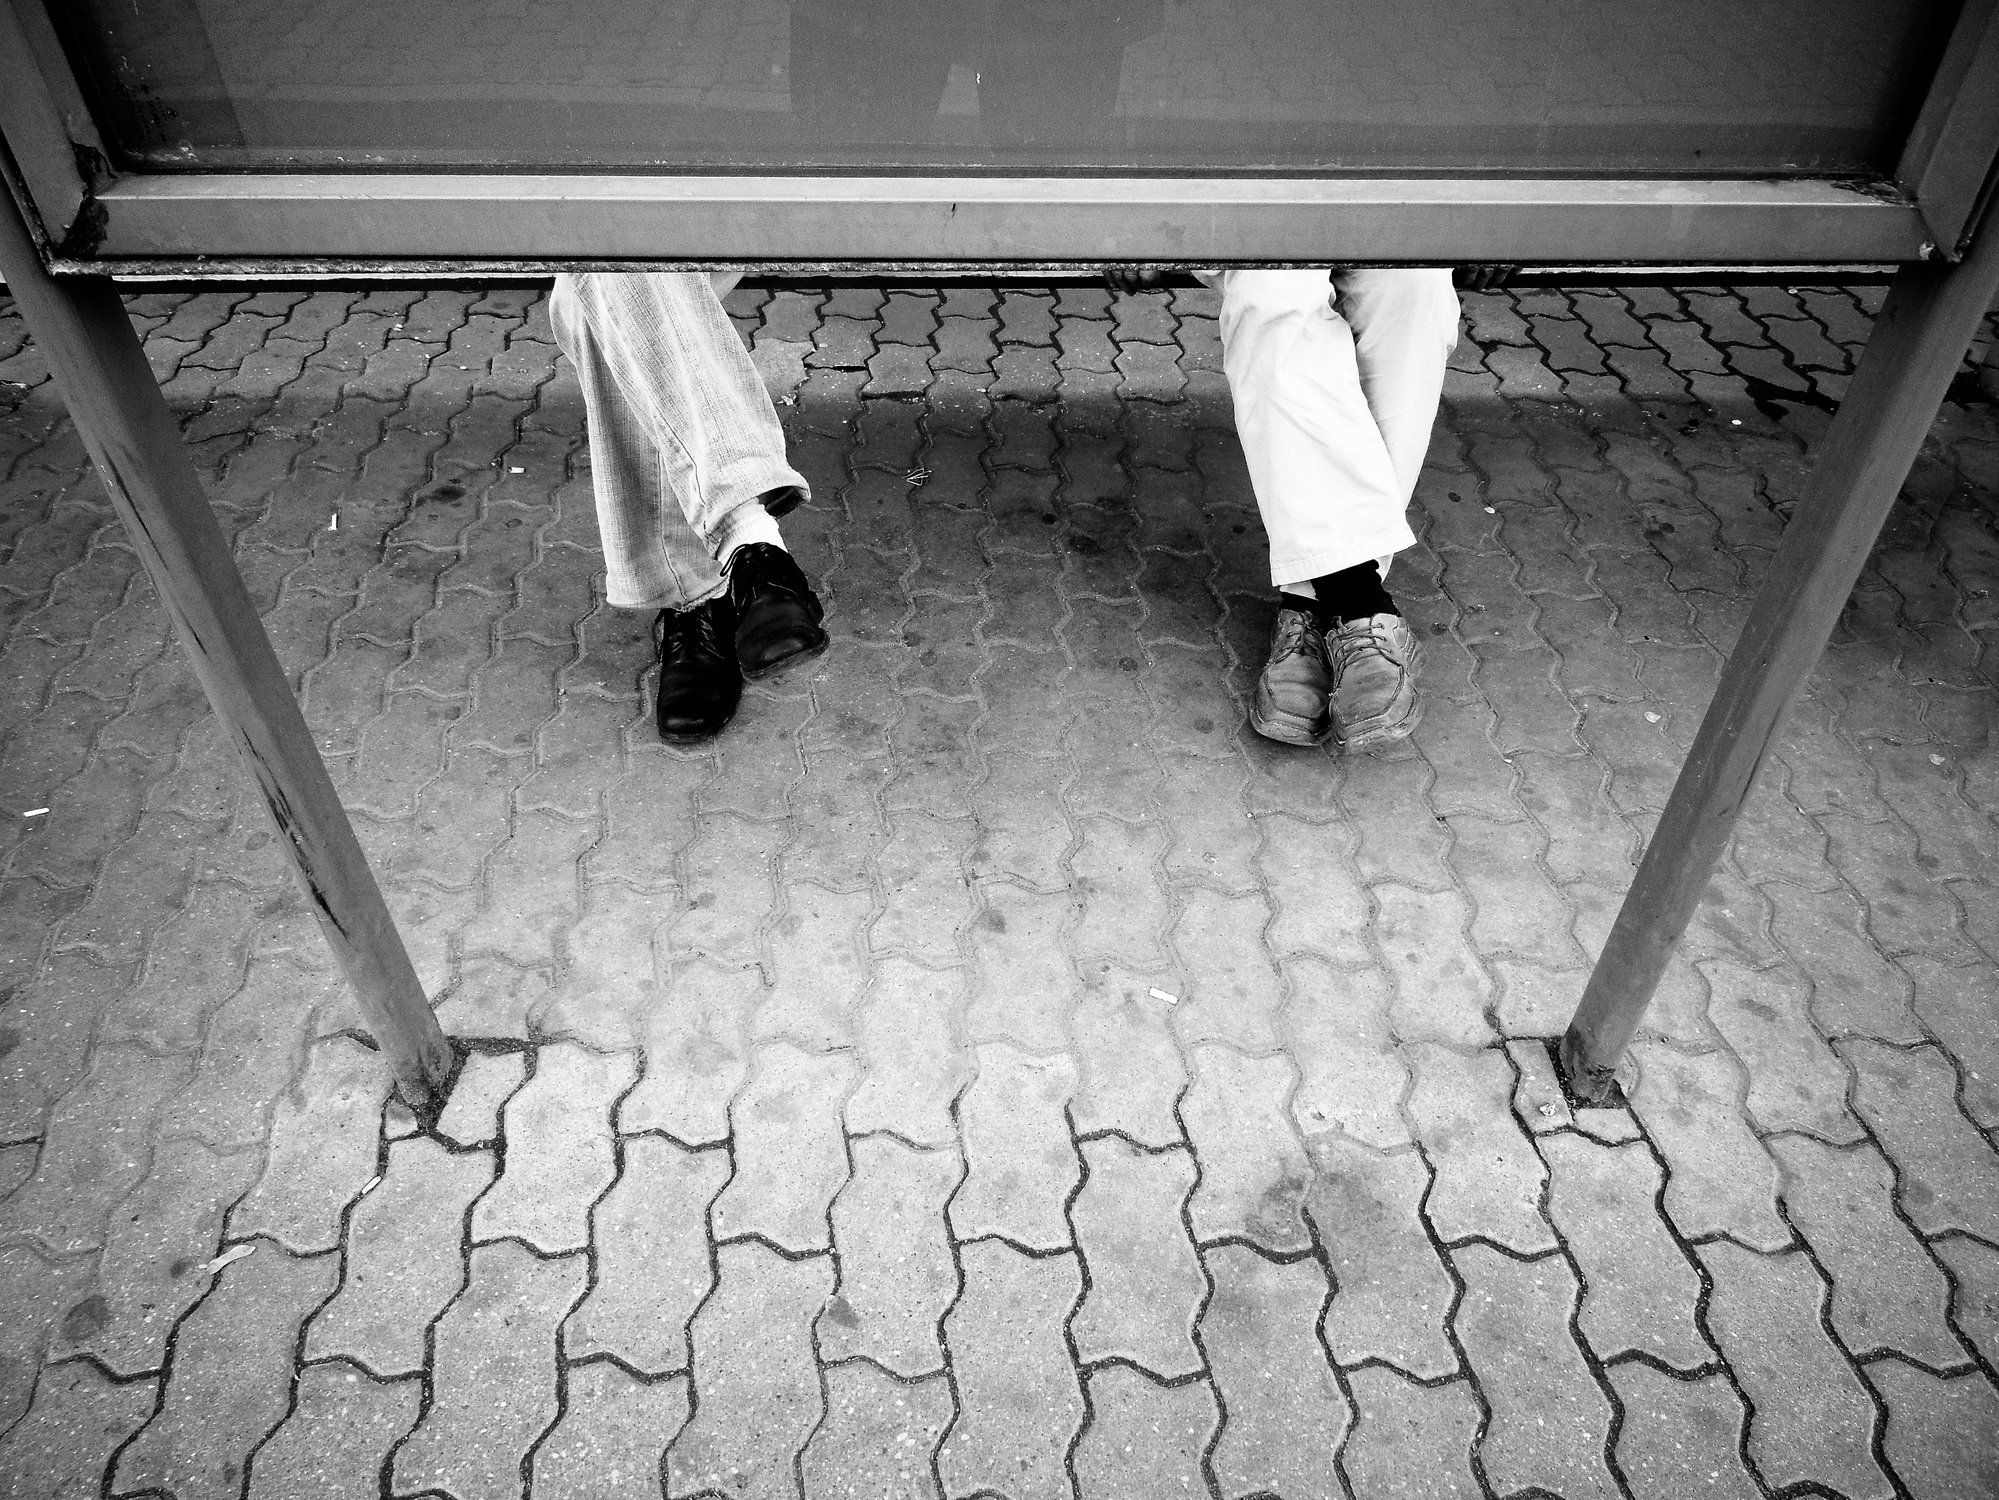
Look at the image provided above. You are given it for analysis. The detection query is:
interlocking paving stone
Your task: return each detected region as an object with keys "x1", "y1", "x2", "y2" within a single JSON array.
[
  {"x1": 936, "y1": 1239, "x2": 1084, "y2": 1500},
  {"x1": 1870, "y1": 1359, "x2": 1999, "y2": 1500},
  {"x1": 818, "y1": 1136, "x2": 961, "y2": 1378},
  {"x1": 1071, "y1": 1365, "x2": 1216, "y2": 1500},
  {"x1": 1769, "y1": 1134, "x2": 1962, "y2": 1366},
  {"x1": 1201, "y1": 1244, "x2": 1349, "y2": 1500},
  {"x1": 1506, "y1": 1037, "x2": 1573, "y2": 1134},
  {"x1": 1901, "y1": 954, "x2": 1999, "y2": 1127},
  {"x1": 229, "y1": 1036, "x2": 391, "y2": 1254},
  {"x1": 436, "y1": 1048, "x2": 526, "y2": 1147},
  {"x1": 1697, "y1": 1241, "x2": 1890, "y2": 1499},
  {"x1": 710, "y1": 1042, "x2": 857, "y2": 1254},
  {"x1": 564, "y1": 1136, "x2": 728, "y2": 1375},
  {"x1": 619, "y1": 959, "x2": 760, "y2": 1146},
  {"x1": 305, "y1": 1134, "x2": 491, "y2": 1376},
  {"x1": 245, "y1": 1360, "x2": 420, "y2": 1499},
  {"x1": 1069, "y1": 1137, "x2": 1204, "y2": 1378},
  {"x1": 1703, "y1": 959, "x2": 1862, "y2": 1143},
  {"x1": 393, "y1": 1239, "x2": 587, "y2": 1500},
  {"x1": 1932, "y1": 1234, "x2": 1999, "y2": 1368},
  {"x1": 1181, "y1": 1044, "x2": 1311, "y2": 1253},
  {"x1": 114, "y1": 1241, "x2": 340, "y2": 1500},
  {"x1": 0, "y1": 1357, "x2": 156, "y2": 1500},
  {"x1": 1068, "y1": 967, "x2": 1189, "y2": 1149},
  {"x1": 1285, "y1": 959, "x2": 1410, "y2": 1149},
  {"x1": 949, "y1": 1044, "x2": 1079, "y2": 1252},
  {"x1": 1342, "y1": 1367, "x2": 1483, "y2": 1500},
  {"x1": 668, "y1": 1240, "x2": 831, "y2": 1500},
  {"x1": 1843, "y1": 1038, "x2": 1999, "y2": 1242},
  {"x1": 1541, "y1": 1132, "x2": 1712, "y2": 1369},
  {"x1": 0, "y1": 1247, "x2": 93, "y2": 1432},
  {"x1": 52, "y1": 1138, "x2": 259, "y2": 1377},
  {"x1": 473, "y1": 1043, "x2": 634, "y2": 1255},
  {"x1": 1627, "y1": 1041, "x2": 1790, "y2": 1250},
  {"x1": 1452, "y1": 1245, "x2": 1619, "y2": 1500},
  {"x1": 531, "y1": 1362, "x2": 689, "y2": 1500},
  {"x1": 845, "y1": 956, "x2": 967, "y2": 1149},
  {"x1": 1605, "y1": 1364, "x2": 1761, "y2": 1500},
  {"x1": 1304, "y1": 1132, "x2": 1460, "y2": 1378},
  {"x1": 1406, "y1": 1043, "x2": 1555, "y2": 1253},
  {"x1": 800, "y1": 1363, "x2": 952, "y2": 1500}
]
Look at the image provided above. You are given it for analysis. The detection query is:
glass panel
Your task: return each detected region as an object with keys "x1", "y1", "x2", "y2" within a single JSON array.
[{"x1": 52, "y1": 0, "x2": 1960, "y2": 177}]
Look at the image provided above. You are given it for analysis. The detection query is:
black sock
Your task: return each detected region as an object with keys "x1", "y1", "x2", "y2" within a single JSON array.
[
  {"x1": 1279, "y1": 589, "x2": 1319, "y2": 615},
  {"x1": 1311, "y1": 562, "x2": 1399, "y2": 626}
]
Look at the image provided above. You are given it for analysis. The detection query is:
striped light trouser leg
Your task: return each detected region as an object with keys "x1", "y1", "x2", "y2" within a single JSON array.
[{"x1": 550, "y1": 271, "x2": 809, "y2": 612}]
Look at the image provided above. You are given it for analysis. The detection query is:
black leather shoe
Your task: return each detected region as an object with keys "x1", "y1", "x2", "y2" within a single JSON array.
[
  {"x1": 726, "y1": 543, "x2": 827, "y2": 678},
  {"x1": 653, "y1": 596, "x2": 741, "y2": 741}
]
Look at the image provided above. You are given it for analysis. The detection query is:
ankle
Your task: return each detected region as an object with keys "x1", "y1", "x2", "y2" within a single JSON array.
[{"x1": 1310, "y1": 562, "x2": 1398, "y2": 626}]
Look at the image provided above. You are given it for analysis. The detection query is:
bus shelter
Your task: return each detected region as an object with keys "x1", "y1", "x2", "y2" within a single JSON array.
[{"x1": 2, "y1": 0, "x2": 1996, "y2": 1107}]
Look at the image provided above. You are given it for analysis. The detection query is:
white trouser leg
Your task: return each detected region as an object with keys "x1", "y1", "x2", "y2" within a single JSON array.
[
  {"x1": 1202, "y1": 267, "x2": 1459, "y2": 588},
  {"x1": 550, "y1": 271, "x2": 804, "y2": 611}
]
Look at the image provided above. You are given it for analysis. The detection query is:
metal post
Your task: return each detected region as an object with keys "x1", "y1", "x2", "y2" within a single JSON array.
[
  {"x1": 1560, "y1": 216, "x2": 1999, "y2": 1101},
  {"x1": 0, "y1": 188, "x2": 454, "y2": 1105}
]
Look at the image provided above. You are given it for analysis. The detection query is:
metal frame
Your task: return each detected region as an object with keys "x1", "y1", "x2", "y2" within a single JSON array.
[{"x1": 3, "y1": 1, "x2": 1998, "y2": 1106}]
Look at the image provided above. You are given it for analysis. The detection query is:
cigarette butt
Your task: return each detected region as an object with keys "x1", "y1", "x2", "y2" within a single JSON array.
[
  {"x1": 206, "y1": 1243, "x2": 256, "y2": 1274},
  {"x1": 328, "y1": 512, "x2": 339, "y2": 531},
  {"x1": 24, "y1": 808, "x2": 48, "y2": 817},
  {"x1": 360, "y1": 1174, "x2": 383, "y2": 1195},
  {"x1": 1148, "y1": 987, "x2": 1179, "y2": 1005}
]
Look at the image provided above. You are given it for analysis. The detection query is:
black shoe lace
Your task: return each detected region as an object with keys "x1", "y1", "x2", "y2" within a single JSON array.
[{"x1": 655, "y1": 603, "x2": 727, "y2": 665}]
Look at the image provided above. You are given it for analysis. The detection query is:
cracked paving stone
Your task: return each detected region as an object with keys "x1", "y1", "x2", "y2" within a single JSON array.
[
  {"x1": 618, "y1": 959, "x2": 760, "y2": 1147},
  {"x1": 473, "y1": 1043, "x2": 635, "y2": 1254},
  {"x1": 937, "y1": 1239, "x2": 1084, "y2": 1500},
  {"x1": 229, "y1": 1037, "x2": 392, "y2": 1254},
  {"x1": 818, "y1": 1135, "x2": 960, "y2": 1378},
  {"x1": 1697, "y1": 1240, "x2": 1890, "y2": 1500},
  {"x1": 564, "y1": 1136, "x2": 728, "y2": 1375},
  {"x1": 246, "y1": 1361, "x2": 420, "y2": 1499},
  {"x1": 1286, "y1": 959, "x2": 1410, "y2": 1150},
  {"x1": 1704, "y1": 959, "x2": 1862, "y2": 1142},
  {"x1": 1070, "y1": 1137, "x2": 1204, "y2": 1378},
  {"x1": 1304, "y1": 1132, "x2": 1459, "y2": 1378},
  {"x1": 949, "y1": 1044, "x2": 1079, "y2": 1252},
  {"x1": 1844, "y1": 1038, "x2": 1999, "y2": 1242},
  {"x1": 1506, "y1": 1038, "x2": 1572, "y2": 1134},
  {"x1": 1181, "y1": 1044, "x2": 1311, "y2": 1253},
  {"x1": 1452, "y1": 1244, "x2": 1619, "y2": 1500},
  {"x1": 306, "y1": 1134, "x2": 493, "y2": 1376},
  {"x1": 1072, "y1": 1366, "x2": 1216, "y2": 1500},
  {"x1": 53, "y1": 1138, "x2": 261, "y2": 1377},
  {"x1": 114, "y1": 1241, "x2": 340, "y2": 1500},
  {"x1": 1872, "y1": 1359, "x2": 1999, "y2": 1500},
  {"x1": 1069, "y1": 967, "x2": 1188, "y2": 1149},
  {"x1": 1769, "y1": 1134, "x2": 1961, "y2": 1366},
  {"x1": 1932, "y1": 1234, "x2": 1999, "y2": 1368},
  {"x1": 1342, "y1": 1367, "x2": 1482, "y2": 1500},
  {"x1": 0, "y1": 1359, "x2": 156, "y2": 1500},
  {"x1": 667, "y1": 1239, "x2": 831, "y2": 1500},
  {"x1": 1627, "y1": 1041, "x2": 1789, "y2": 1250},
  {"x1": 531, "y1": 1362, "x2": 689, "y2": 1500},
  {"x1": 392, "y1": 1240, "x2": 587, "y2": 1500},
  {"x1": 800, "y1": 1363, "x2": 952, "y2": 1500},
  {"x1": 1407, "y1": 1043, "x2": 1555, "y2": 1253},
  {"x1": 1605, "y1": 1365, "x2": 1760, "y2": 1500},
  {"x1": 710, "y1": 1042, "x2": 857, "y2": 1254},
  {"x1": 1541, "y1": 1133, "x2": 1711, "y2": 1369},
  {"x1": 436, "y1": 1049, "x2": 526, "y2": 1147},
  {"x1": 1201, "y1": 1243, "x2": 1348, "y2": 1500},
  {"x1": 845, "y1": 956, "x2": 967, "y2": 1149}
]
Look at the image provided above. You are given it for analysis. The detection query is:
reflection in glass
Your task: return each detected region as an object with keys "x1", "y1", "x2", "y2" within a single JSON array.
[{"x1": 46, "y1": 0, "x2": 1960, "y2": 177}]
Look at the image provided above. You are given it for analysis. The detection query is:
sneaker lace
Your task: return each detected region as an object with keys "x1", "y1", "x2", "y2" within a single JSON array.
[
  {"x1": 655, "y1": 605, "x2": 723, "y2": 665},
  {"x1": 1272, "y1": 608, "x2": 1323, "y2": 663},
  {"x1": 1329, "y1": 617, "x2": 1404, "y2": 680}
]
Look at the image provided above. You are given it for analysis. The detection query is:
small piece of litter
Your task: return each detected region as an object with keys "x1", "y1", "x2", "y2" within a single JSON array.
[
  {"x1": 1537, "y1": 1103, "x2": 1558, "y2": 1118},
  {"x1": 509, "y1": 466, "x2": 524, "y2": 474},
  {"x1": 24, "y1": 808, "x2": 48, "y2": 817},
  {"x1": 1730, "y1": 418, "x2": 1742, "y2": 425},
  {"x1": 1148, "y1": 987, "x2": 1180, "y2": 1005},
  {"x1": 328, "y1": 513, "x2": 339, "y2": 531},
  {"x1": 905, "y1": 468, "x2": 932, "y2": 485},
  {"x1": 1483, "y1": 506, "x2": 1496, "y2": 513},
  {"x1": 1644, "y1": 711, "x2": 1662, "y2": 723},
  {"x1": 206, "y1": 1243, "x2": 256, "y2": 1273},
  {"x1": 1930, "y1": 754, "x2": 1946, "y2": 766},
  {"x1": 360, "y1": 1174, "x2": 383, "y2": 1195}
]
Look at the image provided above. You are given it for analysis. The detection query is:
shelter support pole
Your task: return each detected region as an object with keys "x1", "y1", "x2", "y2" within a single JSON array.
[
  {"x1": 0, "y1": 192, "x2": 453, "y2": 1105},
  {"x1": 1560, "y1": 221, "x2": 1999, "y2": 1102}
]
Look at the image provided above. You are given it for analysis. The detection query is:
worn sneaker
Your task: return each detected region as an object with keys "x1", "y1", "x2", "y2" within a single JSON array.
[
  {"x1": 1250, "y1": 603, "x2": 1332, "y2": 745},
  {"x1": 1327, "y1": 612, "x2": 1421, "y2": 749}
]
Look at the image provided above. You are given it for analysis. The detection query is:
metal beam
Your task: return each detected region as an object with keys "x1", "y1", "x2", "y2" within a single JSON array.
[
  {"x1": 0, "y1": 180, "x2": 454, "y2": 1106},
  {"x1": 78, "y1": 172, "x2": 1934, "y2": 269},
  {"x1": 1559, "y1": 204, "x2": 1999, "y2": 1102}
]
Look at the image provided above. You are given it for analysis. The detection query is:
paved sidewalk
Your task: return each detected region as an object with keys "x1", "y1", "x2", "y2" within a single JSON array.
[{"x1": 0, "y1": 276, "x2": 1996, "y2": 1500}]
